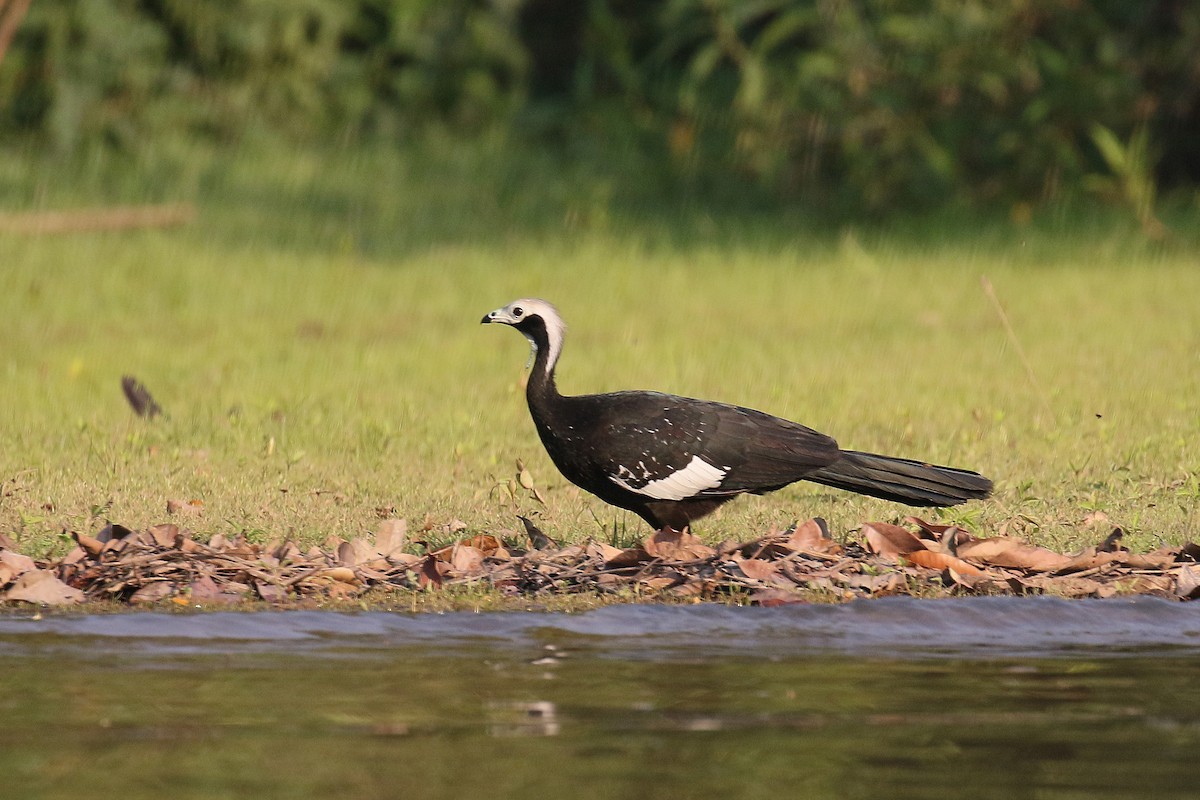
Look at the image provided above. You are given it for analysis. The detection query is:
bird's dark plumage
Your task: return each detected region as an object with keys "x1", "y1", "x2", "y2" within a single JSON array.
[{"x1": 482, "y1": 299, "x2": 992, "y2": 530}]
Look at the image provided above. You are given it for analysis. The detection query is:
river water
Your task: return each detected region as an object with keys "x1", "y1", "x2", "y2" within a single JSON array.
[{"x1": 2, "y1": 597, "x2": 1198, "y2": 799}]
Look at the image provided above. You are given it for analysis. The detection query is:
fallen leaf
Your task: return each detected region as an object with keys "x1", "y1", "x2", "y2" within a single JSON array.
[
  {"x1": 603, "y1": 546, "x2": 650, "y2": 568},
  {"x1": 862, "y1": 523, "x2": 926, "y2": 559},
  {"x1": 735, "y1": 558, "x2": 781, "y2": 582},
  {"x1": 1176, "y1": 565, "x2": 1200, "y2": 600},
  {"x1": 166, "y1": 498, "x2": 204, "y2": 515},
  {"x1": 256, "y1": 581, "x2": 287, "y2": 602},
  {"x1": 0, "y1": 549, "x2": 38, "y2": 575},
  {"x1": 321, "y1": 567, "x2": 359, "y2": 584},
  {"x1": 904, "y1": 549, "x2": 986, "y2": 576},
  {"x1": 417, "y1": 556, "x2": 447, "y2": 589},
  {"x1": 783, "y1": 517, "x2": 837, "y2": 552},
  {"x1": 72, "y1": 532, "x2": 105, "y2": 556},
  {"x1": 4, "y1": 570, "x2": 84, "y2": 605},
  {"x1": 905, "y1": 516, "x2": 957, "y2": 538},
  {"x1": 586, "y1": 542, "x2": 625, "y2": 562},
  {"x1": 643, "y1": 529, "x2": 715, "y2": 561},
  {"x1": 450, "y1": 545, "x2": 486, "y2": 575},
  {"x1": 956, "y1": 537, "x2": 1074, "y2": 572},
  {"x1": 375, "y1": 518, "x2": 408, "y2": 556},
  {"x1": 129, "y1": 582, "x2": 174, "y2": 604},
  {"x1": 338, "y1": 538, "x2": 375, "y2": 567},
  {"x1": 750, "y1": 588, "x2": 807, "y2": 607}
]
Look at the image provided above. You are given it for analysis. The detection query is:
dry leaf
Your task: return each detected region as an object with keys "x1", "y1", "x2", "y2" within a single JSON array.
[
  {"x1": 450, "y1": 545, "x2": 486, "y2": 575},
  {"x1": 4, "y1": 570, "x2": 84, "y2": 605},
  {"x1": 1176, "y1": 565, "x2": 1200, "y2": 600},
  {"x1": 903, "y1": 549, "x2": 986, "y2": 576},
  {"x1": 783, "y1": 517, "x2": 837, "y2": 552},
  {"x1": 320, "y1": 567, "x2": 359, "y2": 584},
  {"x1": 129, "y1": 582, "x2": 174, "y2": 604},
  {"x1": 750, "y1": 588, "x2": 808, "y2": 607},
  {"x1": 643, "y1": 529, "x2": 715, "y2": 561},
  {"x1": 862, "y1": 523, "x2": 926, "y2": 559},
  {"x1": 166, "y1": 498, "x2": 204, "y2": 515},
  {"x1": 957, "y1": 537, "x2": 1074, "y2": 572},
  {"x1": 735, "y1": 558, "x2": 781, "y2": 582},
  {"x1": 0, "y1": 549, "x2": 38, "y2": 575},
  {"x1": 375, "y1": 518, "x2": 408, "y2": 556},
  {"x1": 72, "y1": 532, "x2": 106, "y2": 556},
  {"x1": 586, "y1": 542, "x2": 625, "y2": 562}
]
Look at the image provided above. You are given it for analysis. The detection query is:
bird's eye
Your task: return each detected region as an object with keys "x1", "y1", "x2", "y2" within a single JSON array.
[{"x1": 512, "y1": 307, "x2": 524, "y2": 317}]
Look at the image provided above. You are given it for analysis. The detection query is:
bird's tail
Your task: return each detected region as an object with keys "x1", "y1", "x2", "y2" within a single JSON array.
[{"x1": 805, "y1": 450, "x2": 992, "y2": 507}]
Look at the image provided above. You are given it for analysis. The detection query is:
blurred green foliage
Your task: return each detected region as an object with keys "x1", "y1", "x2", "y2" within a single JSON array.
[{"x1": 1, "y1": 0, "x2": 1198, "y2": 211}]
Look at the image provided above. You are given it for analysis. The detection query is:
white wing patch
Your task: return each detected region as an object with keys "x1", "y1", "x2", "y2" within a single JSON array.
[{"x1": 610, "y1": 455, "x2": 727, "y2": 501}]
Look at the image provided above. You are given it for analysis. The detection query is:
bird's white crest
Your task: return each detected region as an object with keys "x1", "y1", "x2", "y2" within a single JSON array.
[
  {"x1": 486, "y1": 298, "x2": 566, "y2": 375},
  {"x1": 609, "y1": 455, "x2": 726, "y2": 501}
]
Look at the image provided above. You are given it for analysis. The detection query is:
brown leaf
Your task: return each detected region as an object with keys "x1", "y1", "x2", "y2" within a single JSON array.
[
  {"x1": 449, "y1": 545, "x2": 485, "y2": 575},
  {"x1": 147, "y1": 524, "x2": 181, "y2": 548},
  {"x1": 338, "y1": 538, "x2": 375, "y2": 567},
  {"x1": 72, "y1": 531, "x2": 105, "y2": 556},
  {"x1": 0, "y1": 549, "x2": 38, "y2": 576},
  {"x1": 640, "y1": 575, "x2": 680, "y2": 591},
  {"x1": 904, "y1": 549, "x2": 987, "y2": 576},
  {"x1": 603, "y1": 546, "x2": 651, "y2": 568},
  {"x1": 321, "y1": 567, "x2": 359, "y2": 584},
  {"x1": 643, "y1": 529, "x2": 715, "y2": 561},
  {"x1": 1176, "y1": 565, "x2": 1200, "y2": 600},
  {"x1": 1013, "y1": 575, "x2": 1104, "y2": 598},
  {"x1": 4, "y1": 570, "x2": 84, "y2": 605},
  {"x1": 862, "y1": 523, "x2": 926, "y2": 559},
  {"x1": 374, "y1": 518, "x2": 408, "y2": 557},
  {"x1": 586, "y1": 542, "x2": 625, "y2": 562},
  {"x1": 417, "y1": 556, "x2": 447, "y2": 589},
  {"x1": 956, "y1": 537, "x2": 1074, "y2": 572},
  {"x1": 166, "y1": 498, "x2": 204, "y2": 516},
  {"x1": 735, "y1": 558, "x2": 781, "y2": 582},
  {"x1": 750, "y1": 588, "x2": 808, "y2": 607},
  {"x1": 129, "y1": 582, "x2": 174, "y2": 604},
  {"x1": 189, "y1": 575, "x2": 236, "y2": 604},
  {"x1": 783, "y1": 517, "x2": 838, "y2": 553},
  {"x1": 255, "y1": 581, "x2": 287, "y2": 602},
  {"x1": 905, "y1": 516, "x2": 957, "y2": 538},
  {"x1": 462, "y1": 534, "x2": 503, "y2": 557}
]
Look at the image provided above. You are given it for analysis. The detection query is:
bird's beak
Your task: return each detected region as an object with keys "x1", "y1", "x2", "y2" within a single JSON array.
[{"x1": 481, "y1": 306, "x2": 508, "y2": 324}]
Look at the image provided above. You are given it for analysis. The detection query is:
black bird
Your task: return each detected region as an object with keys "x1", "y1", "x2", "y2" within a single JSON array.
[{"x1": 482, "y1": 299, "x2": 992, "y2": 531}]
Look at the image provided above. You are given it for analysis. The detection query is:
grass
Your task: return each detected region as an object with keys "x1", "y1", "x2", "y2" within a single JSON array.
[{"x1": 2, "y1": 136, "x2": 1199, "y2": 563}]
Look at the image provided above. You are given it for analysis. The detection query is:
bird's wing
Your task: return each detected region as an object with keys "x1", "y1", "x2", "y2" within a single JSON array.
[{"x1": 584, "y1": 393, "x2": 840, "y2": 501}]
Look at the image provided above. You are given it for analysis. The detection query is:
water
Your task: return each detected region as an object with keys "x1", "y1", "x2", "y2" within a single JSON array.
[{"x1": 2, "y1": 597, "x2": 1198, "y2": 799}]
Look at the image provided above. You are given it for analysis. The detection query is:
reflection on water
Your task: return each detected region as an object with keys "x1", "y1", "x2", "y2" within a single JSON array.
[{"x1": 1, "y1": 598, "x2": 1198, "y2": 799}]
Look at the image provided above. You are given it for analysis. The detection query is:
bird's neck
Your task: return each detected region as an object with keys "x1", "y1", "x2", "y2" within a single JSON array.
[{"x1": 525, "y1": 335, "x2": 562, "y2": 411}]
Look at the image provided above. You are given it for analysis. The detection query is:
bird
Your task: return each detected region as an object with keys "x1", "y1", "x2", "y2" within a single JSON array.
[{"x1": 482, "y1": 298, "x2": 992, "y2": 531}]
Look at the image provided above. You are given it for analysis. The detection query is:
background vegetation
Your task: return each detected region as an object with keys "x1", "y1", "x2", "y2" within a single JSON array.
[{"x1": 2, "y1": 0, "x2": 1199, "y2": 215}]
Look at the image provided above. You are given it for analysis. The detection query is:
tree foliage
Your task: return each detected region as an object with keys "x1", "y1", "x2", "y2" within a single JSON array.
[{"x1": 2, "y1": 0, "x2": 1197, "y2": 210}]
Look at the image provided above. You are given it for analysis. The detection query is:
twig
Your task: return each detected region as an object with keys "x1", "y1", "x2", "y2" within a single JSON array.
[{"x1": 980, "y1": 275, "x2": 1055, "y2": 421}]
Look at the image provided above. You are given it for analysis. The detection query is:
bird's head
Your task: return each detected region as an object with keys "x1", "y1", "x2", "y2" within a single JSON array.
[{"x1": 482, "y1": 298, "x2": 566, "y2": 373}]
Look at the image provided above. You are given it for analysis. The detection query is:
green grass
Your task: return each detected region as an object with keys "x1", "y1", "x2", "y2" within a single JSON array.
[{"x1": 2, "y1": 138, "x2": 1199, "y2": 560}]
